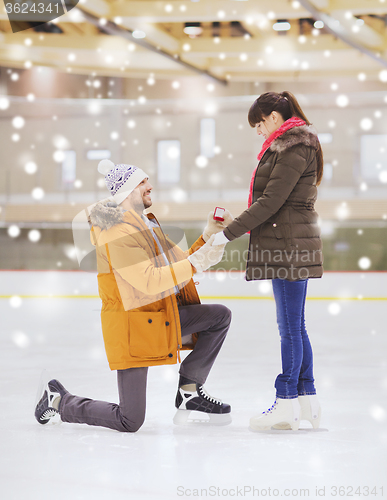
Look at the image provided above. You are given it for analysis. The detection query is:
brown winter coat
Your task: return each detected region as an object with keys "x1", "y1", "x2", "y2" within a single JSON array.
[
  {"x1": 224, "y1": 125, "x2": 323, "y2": 281},
  {"x1": 89, "y1": 202, "x2": 204, "y2": 370}
]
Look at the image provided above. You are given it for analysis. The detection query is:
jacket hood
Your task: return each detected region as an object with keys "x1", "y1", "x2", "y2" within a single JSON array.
[
  {"x1": 89, "y1": 200, "x2": 125, "y2": 230},
  {"x1": 270, "y1": 125, "x2": 319, "y2": 154}
]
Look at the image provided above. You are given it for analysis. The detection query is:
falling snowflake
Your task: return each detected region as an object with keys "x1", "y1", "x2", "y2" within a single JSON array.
[
  {"x1": 336, "y1": 95, "x2": 349, "y2": 107},
  {"x1": 31, "y1": 187, "x2": 45, "y2": 200},
  {"x1": 28, "y1": 229, "x2": 41, "y2": 242},
  {"x1": 53, "y1": 151, "x2": 65, "y2": 163},
  {"x1": 12, "y1": 331, "x2": 30, "y2": 348},
  {"x1": 24, "y1": 162, "x2": 37, "y2": 174},
  {"x1": 195, "y1": 156, "x2": 208, "y2": 168},
  {"x1": 0, "y1": 97, "x2": 10, "y2": 110},
  {"x1": 379, "y1": 70, "x2": 387, "y2": 82},
  {"x1": 369, "y1": 405, "x2": 386, "y2": 422},
  {"x1": 53, "y1": 135, "x2": 70, "y2": 149},
  {"x1": 328, "y1": 303, "x2": 341, "y2": 315},
  {"x1": 8, "y1": 225, "x2": 20, "y2": 238},
  {"x1": 258, "y1": 282, "x2": 271, "y2": 294},
  {"x1": 358, "y1": 257, "x2": 371, "y2": 270},
  {"x1": 9, "y1": 296, "x2": 23, "y2": 308},
  {"x1": 336, "y1": 202, "x2": 349, "y2": 220},
  {"x1": 170, "y1": 188, "x2": 187, "y2": 203},
  {"x1": 12, "y1": 116, "x2": 25, "y2": 129},
  {"x1": 360, "y1": 118, "x2": 373, "y2": 131},
  {"x1": 379, "y1": 171, "x2": 387, "y2": 183}
]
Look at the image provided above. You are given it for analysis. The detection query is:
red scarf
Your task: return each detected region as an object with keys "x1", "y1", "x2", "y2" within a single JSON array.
[{"x1": 247, "y1": 117, "x2": 306, "y2": 207}]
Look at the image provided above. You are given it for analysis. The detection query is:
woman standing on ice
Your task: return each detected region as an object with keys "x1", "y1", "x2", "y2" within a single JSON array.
[{"x1": 213, "y1": 91, "x2": 323, "y2": 431}]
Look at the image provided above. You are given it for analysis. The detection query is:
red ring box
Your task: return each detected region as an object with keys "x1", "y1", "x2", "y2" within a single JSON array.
[{"x1": 213, "y1": 207, "x2": 225, "y2": 221}]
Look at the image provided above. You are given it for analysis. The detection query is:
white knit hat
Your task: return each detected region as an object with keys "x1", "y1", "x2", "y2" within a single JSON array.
[{"x1": 98, "y1": 159, "x2": 148, "y2": 205}]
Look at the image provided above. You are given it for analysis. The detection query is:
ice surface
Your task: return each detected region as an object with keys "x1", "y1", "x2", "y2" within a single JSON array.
[{"x1": 0, "y1": 272, "x2": 386, "y2": 499}]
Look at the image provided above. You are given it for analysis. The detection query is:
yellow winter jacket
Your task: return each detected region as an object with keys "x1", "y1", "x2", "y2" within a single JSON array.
[{"x1": 89, "y1": 201, "x2": 205, "y2": 370}]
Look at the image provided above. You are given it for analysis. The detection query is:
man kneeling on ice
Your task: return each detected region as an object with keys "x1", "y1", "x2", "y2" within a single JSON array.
[{"x1": 35, "y1": 159, "x2": 233, "y2": 431}]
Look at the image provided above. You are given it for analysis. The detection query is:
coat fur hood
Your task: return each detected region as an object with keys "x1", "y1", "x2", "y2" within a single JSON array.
[
  {"x1": 90, "y1": 200, "x2": 125, "y2": 230},
  {"x1": 270, "y1": 125, "x2": 319, "y2": 154}
]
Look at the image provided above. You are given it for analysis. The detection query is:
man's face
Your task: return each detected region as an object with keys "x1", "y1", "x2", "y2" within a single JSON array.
[{"x1": 125, "y1": 178, "x2": 153, "y2": 212}]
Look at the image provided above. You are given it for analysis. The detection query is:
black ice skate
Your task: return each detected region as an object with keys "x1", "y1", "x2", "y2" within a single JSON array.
[
  {"x1": 174, "y1": 383, "x2": 231, "y2": 425},
  {"x1": 35, "y1": 379, "x2": 68, "y2": 425}
]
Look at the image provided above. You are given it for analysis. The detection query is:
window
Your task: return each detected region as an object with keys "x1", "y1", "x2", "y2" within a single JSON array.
[
  {"x1": 200, "y1": 118, "x2": 215, "y2": 158},
  {"x1": 360, "y1": 135, "x2": 387, "y2": 181},
  {"x1": 157, "y1": 140, "x2": 180, "y2": 184},
  {"x1": 86, "y1": 149, "x2": 111, "y2": 160},
  {"x1": 323, "y1": 162, "x2": 333, "y2": 182},
  {"x1": 62, "y1": 150, "x2": 76, "y2": 186}
]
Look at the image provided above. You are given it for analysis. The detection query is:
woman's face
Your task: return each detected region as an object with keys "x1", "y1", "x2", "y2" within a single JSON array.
[{"x1": 256, "y1": 111, "x2": 284, "y2": 139}]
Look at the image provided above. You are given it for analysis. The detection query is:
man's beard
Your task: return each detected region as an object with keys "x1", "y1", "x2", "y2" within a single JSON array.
[
  {"x1": 142, "y1": 196, "x2": 152, "y2": 209},
  {"x1": 132, "y1": 197, "x2": 152, "y2": 212}
]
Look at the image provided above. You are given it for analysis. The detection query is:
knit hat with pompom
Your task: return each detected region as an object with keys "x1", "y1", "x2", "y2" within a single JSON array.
[{"x1": 97, "y1": 159, "x2": 148, "y2": 205}]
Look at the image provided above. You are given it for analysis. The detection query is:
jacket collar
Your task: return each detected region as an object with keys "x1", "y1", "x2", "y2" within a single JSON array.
[
  {"x1": 269, "y1": 124, "x2": 319, "y2": 154},
  {"x1": 89, "y1": 199, "x2": 156, "y2": 232}
]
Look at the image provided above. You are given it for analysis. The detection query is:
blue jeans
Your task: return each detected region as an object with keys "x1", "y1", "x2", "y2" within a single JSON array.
[{"x1": 272, "y1": 278, "x2": 316, "y2": 399}]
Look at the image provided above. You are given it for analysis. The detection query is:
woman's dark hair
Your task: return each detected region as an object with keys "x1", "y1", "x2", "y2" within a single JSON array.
[{"x1": 248, "y1": 91, "x2": 324, "y2": 185}]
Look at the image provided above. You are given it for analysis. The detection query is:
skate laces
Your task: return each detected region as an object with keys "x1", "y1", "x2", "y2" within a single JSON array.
[
  {"x1": 263, "y1": 400, "x2": 278, "y2": 415},
  {"x1": 198, "y1": 385, "x2": 222, "y2": 405}
]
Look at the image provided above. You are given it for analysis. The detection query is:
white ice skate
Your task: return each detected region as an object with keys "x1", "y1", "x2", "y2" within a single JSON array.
[
  {"x1": 173, "y1": 384, "x2": 232, "y2": 426},
  {"x1": 250, "y1": 398, "x2": 301, "y2": 431},
  {"x1": 273, "y1": 395, "x2": 321, "y2": 430}
]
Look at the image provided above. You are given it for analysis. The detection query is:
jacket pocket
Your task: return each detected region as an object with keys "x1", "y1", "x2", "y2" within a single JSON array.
[
  {"x1": 128, "y1": 311, "x2": 170, "y2": 359},
  {"x1": 271, "y1": 223, "x2": 282, "y2": 239},
  {"x1": 268, "y1": 222, "x2": 287, "y2": 250}
]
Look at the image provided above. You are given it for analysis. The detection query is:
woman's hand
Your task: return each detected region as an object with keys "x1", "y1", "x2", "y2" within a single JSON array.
[{"x1": 211, "y1": 231, "x2": 230, "y2": 246}]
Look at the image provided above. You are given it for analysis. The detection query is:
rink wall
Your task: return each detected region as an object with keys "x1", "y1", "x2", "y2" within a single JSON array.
[{"x1": 0, "y1": 271, "x2": 386, "y2": 300}]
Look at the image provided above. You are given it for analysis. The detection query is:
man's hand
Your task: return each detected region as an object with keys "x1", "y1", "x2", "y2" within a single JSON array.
[
  {"x1": 202, "y1": 209, "x2": 233, "y2": 242},
  {"x1": 188, "y1": 234, "x2": 226, "y2": 273}
]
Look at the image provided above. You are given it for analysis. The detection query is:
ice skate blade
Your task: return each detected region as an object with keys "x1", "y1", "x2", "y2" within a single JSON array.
[
  {"x1": 35, "y1": 369, "x2": 49, "y2": 407},
  {"x1": 249, "y1": 423, "x2": 299, "y2": 432},
  {"x1": 272, "y1": 421, "x2": 312, "y2": 430},
  {"x1": 250, "y1": 419, "x2": 300, "y2": 432},
  {"x1": 273, "y1": 414, "x2": 321, "y2": 430},
  {"x1": 248, "y1": 427, "x2": 307, "y2": 434},
  {"x1": 173, "y1": 410, "x2": 232, "y2": 426},
  {"x1": 272, "y1": 422, "x2": 293, "y2": 430}
]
